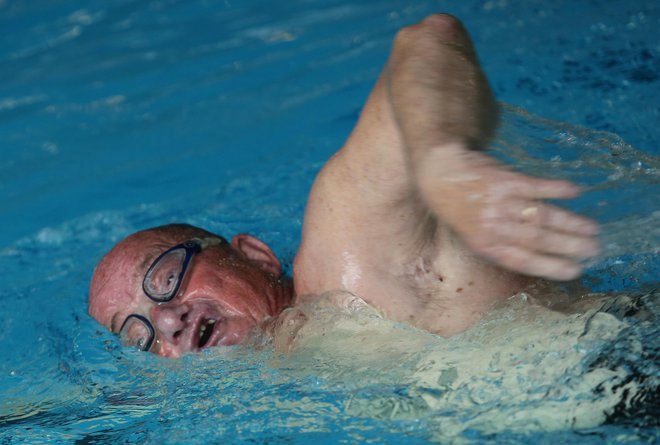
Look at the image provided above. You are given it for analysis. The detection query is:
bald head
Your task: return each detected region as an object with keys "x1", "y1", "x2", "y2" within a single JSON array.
[
  {"x1": 88, "y1": 223, "x2": 294, "y2": 356},
  {"x1": 89, "y1": 224, "x2": 218, "y2": 327}
]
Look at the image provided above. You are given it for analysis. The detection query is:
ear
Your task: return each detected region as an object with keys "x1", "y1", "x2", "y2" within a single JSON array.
[{"x1": 231, "y1": 234, "x2": 282, "y2": 276}]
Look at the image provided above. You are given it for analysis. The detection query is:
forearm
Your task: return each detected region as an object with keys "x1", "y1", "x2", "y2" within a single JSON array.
[
  {"x1": 386, "y1": 14, "x2": 499, "y2": 165},
  {"x1": 386, "y1": 15, "x2": 600, "y2": 281}
]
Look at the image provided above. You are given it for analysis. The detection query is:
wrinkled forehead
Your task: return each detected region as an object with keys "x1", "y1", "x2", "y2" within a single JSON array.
[{"x1": 88, "y1": 231, "x2": 173, "y2": 328}]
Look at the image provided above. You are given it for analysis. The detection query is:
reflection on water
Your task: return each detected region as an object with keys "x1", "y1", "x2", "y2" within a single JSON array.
[{"x1": 0, "y1": 108, "x2": 658, "y2": 444}]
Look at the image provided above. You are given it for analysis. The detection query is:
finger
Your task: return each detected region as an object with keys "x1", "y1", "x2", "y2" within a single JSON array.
[
  {"x1": 476, "y1": 244, "x2": 583, "y2": 281},
  {"x1": 538, "y1": 204, "x2": 600, "y2": 236},
  {"x1": 513, "y1": 176, "x2": 581, "y2": 200},
  {"x1": 491, "y1": 221, "x2": 600, "y2": 259},
  {"x1": 501, "y1": 202, "x2": 600, "y2": 236}
]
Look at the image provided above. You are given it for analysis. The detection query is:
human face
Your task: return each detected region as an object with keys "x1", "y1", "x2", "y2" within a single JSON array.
[
  {"x1": 89, "y1": 228, "x2": 291, "y2": 358},
  {"x1": 119, "y1": 237, "x2": 225, "y2": 352}
]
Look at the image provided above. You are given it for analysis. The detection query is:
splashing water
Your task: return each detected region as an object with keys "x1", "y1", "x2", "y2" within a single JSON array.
[
  {"x1": 1, "y1": 105, "x2": 658, "y2": 444},
  {"x1": 495, "y1": 105, "x2": 659, "y2": 293}
]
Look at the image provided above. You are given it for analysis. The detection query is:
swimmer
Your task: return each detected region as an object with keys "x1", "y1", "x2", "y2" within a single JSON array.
[{"x1": 89, "y1": 14, "x2": 600, "y2": 357}]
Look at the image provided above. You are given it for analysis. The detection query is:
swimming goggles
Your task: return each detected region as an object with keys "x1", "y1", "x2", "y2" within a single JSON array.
[{"x1": 119, "y1": 236, "x2": 225, "y2": 351}]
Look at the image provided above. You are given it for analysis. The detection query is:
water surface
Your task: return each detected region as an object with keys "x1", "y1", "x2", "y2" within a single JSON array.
[{"x1": 0, "y1": 0, "x2": 658, "y2": 443}]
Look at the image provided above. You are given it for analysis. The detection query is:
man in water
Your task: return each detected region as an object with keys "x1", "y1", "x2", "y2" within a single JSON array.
[{"x1": 89, "y1": 14, "x2": 600, "y2": 357}]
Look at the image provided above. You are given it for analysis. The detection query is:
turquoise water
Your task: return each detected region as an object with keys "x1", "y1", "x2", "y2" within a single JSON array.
[{"x1": 0, "y1": 0, "x2": 658, "y2": 444}]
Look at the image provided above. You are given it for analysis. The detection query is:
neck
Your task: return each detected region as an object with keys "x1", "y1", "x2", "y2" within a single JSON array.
[{"x1": 270, "y1": 274, "x2": 295, "y2": 315}]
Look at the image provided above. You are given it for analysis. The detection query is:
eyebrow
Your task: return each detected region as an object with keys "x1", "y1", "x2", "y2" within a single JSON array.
[
  {"x1": 136, "y1": 245, "x2": 165, "y2": 282},
  {"x1": 138, "y1": 254, "x2": 153, "y2": 273}
]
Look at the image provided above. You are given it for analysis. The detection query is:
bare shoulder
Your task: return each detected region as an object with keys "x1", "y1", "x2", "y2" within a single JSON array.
[
  {"x1": 293, "y1": 73, "x2": 430, "y2": 296},
  {"x1": 291, "y1": 13, "x2": 591, "y2": 338},
  {"x1": 291, "y1": 18, "x2": 508, "y2": 336}
]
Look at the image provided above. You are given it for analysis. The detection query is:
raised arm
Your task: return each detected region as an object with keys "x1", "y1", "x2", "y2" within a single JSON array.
[
  {"x1": 387, "y1": 14, "x2": 600, "y2": 281},
  {"x1": 294, "y1": 15, "x2": 600, "y2": 335}
]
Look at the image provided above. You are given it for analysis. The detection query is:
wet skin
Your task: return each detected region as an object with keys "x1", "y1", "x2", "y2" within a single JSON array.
[
  {"x1": 89, "y1": 14, "x2": 601, "y2": 354},
  {"x1": 89, "y1": 228, "x2": 293, "y2": 358},
  {"x1": 293, "y1": 14, "x2": 600, "y2": 335}
]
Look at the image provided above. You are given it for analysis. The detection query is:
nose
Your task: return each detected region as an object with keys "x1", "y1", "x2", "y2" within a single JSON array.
[{"x1": 150, "y1": 303, "x2": 191, "y2": 344}]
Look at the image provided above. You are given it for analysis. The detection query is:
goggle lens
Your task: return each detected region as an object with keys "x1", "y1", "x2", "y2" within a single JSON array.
[
  {"x1": 143, "y1": 248, "x2": 187, "y2": 301},
  {"x1": 119, "y1": 315, "x2": 154, "y2": 351}
]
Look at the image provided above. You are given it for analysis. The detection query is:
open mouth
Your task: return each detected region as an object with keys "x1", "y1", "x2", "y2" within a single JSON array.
[{"x1": 197, "y1": 319, "x2": 216, "y2": 348}]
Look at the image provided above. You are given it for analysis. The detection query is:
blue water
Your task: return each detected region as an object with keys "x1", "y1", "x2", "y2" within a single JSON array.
[{"x1": 0, "y1": 0, "x2": 658, "y2": 444}]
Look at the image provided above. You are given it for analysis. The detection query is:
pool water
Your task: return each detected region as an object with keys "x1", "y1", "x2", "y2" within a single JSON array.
[{"x1": 0, "y1": 0, "x2": 658, "y2": 444}]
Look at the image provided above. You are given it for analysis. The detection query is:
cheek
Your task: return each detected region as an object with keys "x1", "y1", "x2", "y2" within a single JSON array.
[
  {"x1": 227, "y1": 273, "x2": 274, "y2": 316},
  {"x1": 219, "y1": 316, "x2": 258, "y2": 345},
  {"x1": 185, "y1": 265, "x2": 269, "y2": 314},
  {"x1": 154, "y1": 341, "x2": 180, "y2": 358},
  {"x1": 184, "y1": 258, "x2": 270, "y2": 312},
  {"x1": 186, "y1": 256, "x2": 245, "y2": 290},
  {"x1": 184, "y1": 265, "x2": 223, "y2": 294}
]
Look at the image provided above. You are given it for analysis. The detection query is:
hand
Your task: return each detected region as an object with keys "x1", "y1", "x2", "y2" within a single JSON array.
[
  {"x1": 415, "y1": 144, "x2": 600, "y2": 281},
  {"x1": 387, "y1": 14, "x2": 600, "y2": 280}
]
